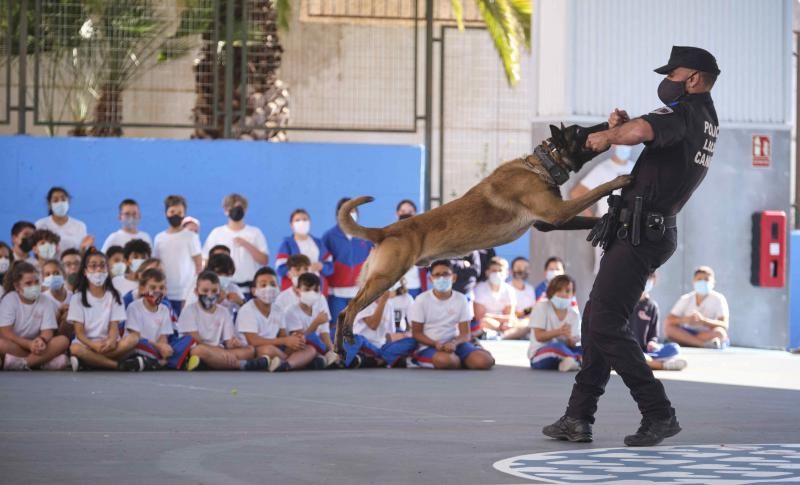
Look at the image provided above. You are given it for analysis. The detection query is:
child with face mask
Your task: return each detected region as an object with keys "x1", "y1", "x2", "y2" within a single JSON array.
[
  {"x1": 35, "y1": 186, "x2": 93, "y2": 252},
  {"x1": 177, "y1": 271, "x2": 265, "y2": 371},
  {"x1": 40, "y1": 259, "x2": 72, "y2": 340},
  {"x1": 534, "y1": 256, "x2": 565, "y2": 301},
  {"x1": 203, "y1": 194, "x2": 269, "y2": 295},
  {"x1": 408, "y1": 260, "x2": 494, "y2": 370},
  {"x1": 274, "y1": 254, "x2": 311, "y2": 311},
  {"x1": 122, "y1": 268, "x2": 176, "y2": 370},
  {"x1": 275, "y1": 209, "x2": 333, "y2": 293},
  {"x1": 238, "y1": 267, "x2": 316, "y2": 372},
  {"x1": 0, "y1": 242, "x2": 12, "y2": 299},
  {"x1": 106, "y1": 246, "x2": 127, "y2": 280},
  {"x1": 0, "y1": 261, "x2": 70, "y2": 370},
  {"x1": 113, "y1": 239, "x2": 151, "y2": 298},
  {"x1": 67, "y1": 248, "x2": 140, "y2": 372},
  {"x1": 59, "y1": 248, "x2": 82, "y2": 292},
  {"x1": 101, "y1": 199, "x2": 152, "y2": 253},
  {"x1": 629, "y1": 273, "x2": 687, "y2": 371},
  {"x1": 474, "y1": 257, "x2": 517, "y2": 340},
  {"x1": 283, "y1": 272, "x2": 339, "y2": 369},
  {"x1": 30, "y1": 229, "x2": 61, "y2": 271},
  {"x1": 528, "y1": 274, "x2": 582, "y2": 372},
  {"x1": 10, "y1": 221, "x2": 36, "y2": 266},
  {"x1": 665, "y1": 266, "x2": 730, "y2": 349},
  {"x1": 153, "y1": 195, "x2": 203, "y2": 317}
]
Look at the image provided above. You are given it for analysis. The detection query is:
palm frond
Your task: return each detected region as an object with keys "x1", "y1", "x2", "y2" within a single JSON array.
[
  {"x1": 473, "y1": 0, "x2": 532, "y2": 87},
  {"x1": 450, "y1": 0, "x2": 465, "y2": 31}
]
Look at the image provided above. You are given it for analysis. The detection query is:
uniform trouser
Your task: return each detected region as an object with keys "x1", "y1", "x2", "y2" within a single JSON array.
[{"x1": 565, "y1": 228, "x2": 678, "y2": 423}]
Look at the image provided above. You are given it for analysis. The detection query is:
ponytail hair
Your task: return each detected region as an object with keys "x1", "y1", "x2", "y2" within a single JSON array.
[
  {"x1": 75, "y1": 247, "x2": 121, "y2": 307},
  {"x1": 2, "y1": 260, "x2": 38, "y2": 297}
]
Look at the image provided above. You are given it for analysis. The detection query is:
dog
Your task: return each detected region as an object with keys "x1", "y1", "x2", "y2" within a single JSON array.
[{"x1": 334, "y1": 123, "x2": 632, "y2": 351}]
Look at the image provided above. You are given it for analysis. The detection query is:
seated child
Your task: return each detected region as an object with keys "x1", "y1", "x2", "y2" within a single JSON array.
[
  {"x1": 67, "y1": 248, "x2": 141, "y2": 371},
  {"x1": 40, "y1": 259, "x2": 73, "y2": 339},
  {"x1": 665, "y1": 266, "x2": 730, "y2": 349},
  {"x1": 629, "y1": 272, "x2": 687, "y2": 371},
  {"x1": 0, "y1": 261, "x2": 70, "y2": 370},
  {"x1": 177, "y1": 271, "x2": 265, "y2": 371},
  {"x1": 238, "y1": 267, "x2": 316, "y2": 372},
  {"x1": 283, "y1": 272, "x2": 339, "y2": 368},
  {"x1": 345, "y1": 289, "x2": 418, "y2": 369},
  {"x1": 528, "y1": 275, "x2": 582, "y2": 372},
  {"x1": 408, "y1": 260, "x2": 494, "y2": 370},
  {"x1": 112, "y1": 239, "x2": 151, "y2": 298},
  {"x1": 123, "y1": 268, "x2": 178, "y2": 370}
]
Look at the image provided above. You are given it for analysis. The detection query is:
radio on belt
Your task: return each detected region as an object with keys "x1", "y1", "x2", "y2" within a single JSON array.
[{"x1": 750, "y1": 211, "x2": 786, "y2": 288}]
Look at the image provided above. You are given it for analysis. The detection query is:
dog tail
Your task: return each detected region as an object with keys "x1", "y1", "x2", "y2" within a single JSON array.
[{"x1": 338, "y1": 196, "x2": 385, "y2": 243}]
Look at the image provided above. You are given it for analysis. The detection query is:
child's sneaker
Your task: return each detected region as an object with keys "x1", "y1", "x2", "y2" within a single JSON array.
[
  {"x1": 663, "y1": 358, "x2": 688, "y2": 371},
  {"x1": 118, "y1": 355, "x2": 145, "y2": 372},
  {"x1": 244, "y1": 356, "x2": 269, "y2": 371},
  {"x1": 558, "y1": 357, "x2": 580, "y2": 372},
  {"x1": 323, "y1": 351, "x2": 340, "y2": 368},
  {"x1": 69, "y1": 355, "x2": 83, "y2": 372},
  {"x1": 142, "y1": 356, "x2": 163, "y2": 371},
  {"x1": 703, "y1": 337, "x2": 722, "y2": 349},
  {"x1": 347, "y1": 355, "x2": 363, "y2": 369},
  {"x1": 268, "y1": 357, "x2": 286, "y2": 372},
  {"x1": 311, "y1": 356, "x2": 326, "y2": 370},
  {"x1": 186, "y1": 355, "x2": 201, "y2": 371},
  {"x1": 4, "y1": 354, "x2": 30, "y2": 371},
  {"x1": 41, "y1": 354, "x2": 68, "y2": 371}
]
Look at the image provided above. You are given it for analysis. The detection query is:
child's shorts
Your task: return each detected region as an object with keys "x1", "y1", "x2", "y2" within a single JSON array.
[{"x1": 411, "y1": 342, "x2": 482, "y2": 368}]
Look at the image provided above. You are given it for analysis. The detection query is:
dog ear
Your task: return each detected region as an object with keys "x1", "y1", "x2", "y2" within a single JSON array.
[{"x1": 549, "y1": 124, "x2": 561, "y2": 139}]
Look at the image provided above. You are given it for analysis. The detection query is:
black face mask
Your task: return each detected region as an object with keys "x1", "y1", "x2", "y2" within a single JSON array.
[
  {"x1": 66, "y1": 272, "x2": 79, "y2": 288},
  {"x1": 167, "y1": 215, "x2": 183, "y2": 228},
  {"x1": 657, "y1": 71, "x2": 697, "y2": 105},
  {"x1": 19, "y1": 237, "x2": 33, "y2": 253},
  {"x1": 398, "y1": 213, "x2": 413, "y2": 221},
  {"x1": 513, "y1": 271, "x2": 529, "y2": 281},
  {"x1": 229, "y1": 206, "x2": 245, "y2": 222}
]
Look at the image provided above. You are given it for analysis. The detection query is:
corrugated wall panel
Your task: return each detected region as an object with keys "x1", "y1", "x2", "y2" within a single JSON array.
[{"x1": 570, "y1": 0, "x2": 790, "y2": 124}]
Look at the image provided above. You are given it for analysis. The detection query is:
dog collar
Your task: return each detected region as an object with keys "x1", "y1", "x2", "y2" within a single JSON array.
[{"x1": 533, "y1": 141, "x2": 570, "y2": 186}]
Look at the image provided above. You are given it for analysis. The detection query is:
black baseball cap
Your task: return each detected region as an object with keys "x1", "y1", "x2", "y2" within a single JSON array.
[{"x1": 654, "y1": 46, "x2": 720, "y2": 76}]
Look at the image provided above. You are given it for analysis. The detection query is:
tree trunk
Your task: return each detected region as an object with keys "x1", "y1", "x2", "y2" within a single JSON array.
[{"x1": 90, "y1": 84, "x2": 123, "y2": 137}]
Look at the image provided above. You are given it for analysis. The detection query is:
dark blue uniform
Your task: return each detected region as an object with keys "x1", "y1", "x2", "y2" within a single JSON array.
[{"x1": 565, "y1": 92, "x2": 719, "y2": 423}]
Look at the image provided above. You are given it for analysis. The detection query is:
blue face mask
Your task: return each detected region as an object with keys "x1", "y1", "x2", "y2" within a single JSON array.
[
  {"x1": 550, "y1": 295, "x2": 571, "y2": 310},
  {"x1": 693, "y1": 280, "x2": 712, "y2": 295},
  {"x1": 614, "y1": 145, "x2": 632, "y2": 161},
  {"x1": 432, "y1": 276, "x2": 452, "y2": 293},
  {"x1": 644, "y1": 279, "x2": 654, "y2": 293}
]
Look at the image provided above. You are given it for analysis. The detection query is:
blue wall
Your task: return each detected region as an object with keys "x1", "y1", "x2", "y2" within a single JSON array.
[
  {"x1": 1, "y1": 136, "x2": 424, "y2": 258},
  {"x1": 791, "y1": 230, "x2": 800, "y2": 349}
]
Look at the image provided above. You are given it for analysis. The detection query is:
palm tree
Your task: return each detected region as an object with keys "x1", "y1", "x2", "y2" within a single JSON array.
[{"x1": 452, "y1": 0, "x2": 532, "y2": 87}]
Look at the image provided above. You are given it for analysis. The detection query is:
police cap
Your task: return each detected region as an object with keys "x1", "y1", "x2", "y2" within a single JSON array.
[{"x1": 654, "y1": 46, "x2": 720, "y2": 76}]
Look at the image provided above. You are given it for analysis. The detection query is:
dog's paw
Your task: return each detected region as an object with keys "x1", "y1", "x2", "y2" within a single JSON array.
[
  {"x1": 533, "y1": 220, "x2": 557, "y2": 232},
  {"x1": 612, "y1": 174, "x2": 634, "y2": 188}
]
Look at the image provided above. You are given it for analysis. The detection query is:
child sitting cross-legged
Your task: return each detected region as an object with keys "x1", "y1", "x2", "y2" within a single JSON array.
[
  {"x1": 283, "y1": 272, "x2": 339, "y2": 369},
  {"x1": 177, "y1": 270, "x2": 266, "y2": 371}
]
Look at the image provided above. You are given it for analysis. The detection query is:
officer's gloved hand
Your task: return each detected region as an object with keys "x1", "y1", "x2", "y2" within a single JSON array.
[{"x1": 586, "y1": 214, "x2": 609, "y2": 247}]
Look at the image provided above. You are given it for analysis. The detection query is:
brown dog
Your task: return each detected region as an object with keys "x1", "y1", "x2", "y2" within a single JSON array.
[{"x1": 334, "y1": 123, "x2": 632, "y2": 350}]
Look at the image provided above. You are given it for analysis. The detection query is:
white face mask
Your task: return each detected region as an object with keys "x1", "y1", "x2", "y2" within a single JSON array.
[
  {"x1": 218, "y1": 276, "x2": 232, "y2": 289},
  {"x1": 22, "y1": 285, "x2": 41, "y2": 301},
  {"x1": 545, "y1": 269, "x2": 562, "y2": 282},
  {"x1": 299, "y1": 290, "x2": 317, "y2": 306},
  {"x1": 255, "y1": 286, "x2": 280, "y2": 304},
  {"x1": 86, "y1": 272, "x2": 108, "y2": 287},
  {"x1": 38, "y1": 243, "x2": 57, "y2": 260},
  {"x1": 292, "y1": 220, "x2": 311, "y2": 236},
  {"x1": 489, "y1": 272, "x2": 504, "y2": 286},
  {"x1": 0, "y1": 257, "x2": 9, "y2": 273},
  {"x1": 111, "y1": 262, "x2": 127, "y2": 277},
  {"x1": 51, "y1": 201, "x2": 69, "y2": 217},
  {"x1": 130, "y1": 258, "x2": 145, "y2": 272}
]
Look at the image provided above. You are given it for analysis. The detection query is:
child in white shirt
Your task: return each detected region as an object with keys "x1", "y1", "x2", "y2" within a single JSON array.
[
  {"x1": 101, "y1": 199, "x2": 152, "y2": 252},
  {"x1": 239, "y1": 268, "x2": 316, "y2": 372},
  {"x1": 177, "y1": 271, "x2": 266, "y2": 371},
  {"x1": 40, "y1": 259, "x2": 73, "y2": 339},
  {"x1": 67, "y1": 248, "x2": 139, "y2": 371},
  {"x1": 112, "y1": 239, "x2": 151, "y2": 298},
  {"x1": 124, "y1": 268, "x2": 174, "y2": 369},
  {"x1": 152, "y1": 195, "x2": 202, "y2": 316},
  {"x1": 35, "y1": 187, "x2": 94, "y2": 252},
  {"x1": 345, "y1": 289, "x2": 418, "y2": 369},
  {"x1": 408, "y1": 260, "x2": 494, "y2": 370},
  {"x1": 0, "y1": 261, "x2": 69, "y2": 370},
  {"x1": 283, "y1": 272, "x2": 339, "y2": 368},
  {"x1": 474, "y1": 257, "x2": 517, "y2": 338},
  {"x1": 528, "y1": 275, "x2": 582, "y2": 372}
]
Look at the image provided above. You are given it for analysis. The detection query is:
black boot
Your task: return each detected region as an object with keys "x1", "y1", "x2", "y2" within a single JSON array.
[
  {"x1": 624, "y1": 415, "x2": 681, "y2": 447},
  {"x1": 542, "y1": 416, "x2": 593, "y2": 443}
]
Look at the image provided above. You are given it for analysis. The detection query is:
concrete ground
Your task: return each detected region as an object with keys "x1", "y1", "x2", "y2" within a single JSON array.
[{"x1": 0, "y1": 343, "x2": 798, "y2": 484}]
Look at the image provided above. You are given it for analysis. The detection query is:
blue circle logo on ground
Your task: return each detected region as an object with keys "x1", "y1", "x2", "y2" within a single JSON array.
[{"x1": 493, "y1": 443, "x2": 800, "y2": 484}]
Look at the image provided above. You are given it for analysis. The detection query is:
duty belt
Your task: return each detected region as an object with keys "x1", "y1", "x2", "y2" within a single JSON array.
[{"x1": 615, "y1": 196, "x2": 676, "y2": 246}]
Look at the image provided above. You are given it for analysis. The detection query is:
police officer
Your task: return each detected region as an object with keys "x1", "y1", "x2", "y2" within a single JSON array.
[{"x1": 542, "y1": 46, "x2": 720, "y2": 447}]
